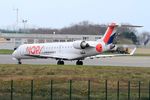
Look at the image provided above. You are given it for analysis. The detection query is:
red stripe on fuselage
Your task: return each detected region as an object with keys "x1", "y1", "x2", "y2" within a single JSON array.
[{"x1": 103, "y1": 26, "x2": 115, "y2": 44}]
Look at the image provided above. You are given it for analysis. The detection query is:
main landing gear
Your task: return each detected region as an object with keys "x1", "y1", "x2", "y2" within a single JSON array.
[
  {"x1": 76, "y1": 60, "x2": 83, "y2": 65},
  {"x1": 57, "y1": 60, "x2": 83, "y2": 65},
  {"x1": 57, "y1": 60, "x2": 64, "y2": 65}
]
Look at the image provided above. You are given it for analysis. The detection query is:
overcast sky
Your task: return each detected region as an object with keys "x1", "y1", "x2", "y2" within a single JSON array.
[{"x1": 0, "y1": 0, "x2": 149, "y2": 32}]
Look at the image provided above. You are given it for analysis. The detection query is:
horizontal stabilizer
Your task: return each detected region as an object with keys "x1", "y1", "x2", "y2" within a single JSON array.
[
  {"x1": 100, "y1": 23, "x2": 143, "y2": 28},
  {"x1": 120, "y1": 25, "x2": 143, "y2": 28}
]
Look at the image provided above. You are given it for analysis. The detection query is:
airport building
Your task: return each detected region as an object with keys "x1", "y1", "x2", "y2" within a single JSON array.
[{"x1": 0, "y1": 33, "x2": 102, "y2": 50}]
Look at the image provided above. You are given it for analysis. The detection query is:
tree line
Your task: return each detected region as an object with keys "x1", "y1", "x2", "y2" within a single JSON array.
[
  {"x1": 0, "y1": 21, "x2": 150, "y2": 45},
  {"x1": 28, "y1": 21, "x2": 143, "y2": 44}
]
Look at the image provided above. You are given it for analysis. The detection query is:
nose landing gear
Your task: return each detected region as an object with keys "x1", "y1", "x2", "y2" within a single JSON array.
[{"x1": 18, "y1": 59, "x2": 22, "y2": 64}]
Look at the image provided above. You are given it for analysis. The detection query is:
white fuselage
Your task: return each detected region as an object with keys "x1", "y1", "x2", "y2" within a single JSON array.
[{"x1": 12, "y1": 41, "x2": 108, "y2": 60}]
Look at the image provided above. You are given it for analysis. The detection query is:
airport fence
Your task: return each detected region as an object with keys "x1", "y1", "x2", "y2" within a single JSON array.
[{"x1": 0, "y1": 79, "x2": 150, "y2": 100}]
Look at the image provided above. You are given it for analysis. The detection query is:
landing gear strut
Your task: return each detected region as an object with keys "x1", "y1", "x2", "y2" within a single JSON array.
[
  {"x1": 57, "y1": 60, "x2": 64, "y2": 65},
  {"x1": 76, "y1": 60, "x2": 83, "y2": 65}
]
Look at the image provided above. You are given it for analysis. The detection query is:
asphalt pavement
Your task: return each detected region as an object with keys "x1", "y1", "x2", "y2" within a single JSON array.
[{"x1": 0, "y1": 55, "x2": 150, "y2": 67}]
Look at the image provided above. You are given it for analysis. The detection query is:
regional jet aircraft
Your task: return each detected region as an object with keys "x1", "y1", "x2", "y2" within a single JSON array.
[{"x1": 12, "y1": 23, "x2": 140, "y2": 65}]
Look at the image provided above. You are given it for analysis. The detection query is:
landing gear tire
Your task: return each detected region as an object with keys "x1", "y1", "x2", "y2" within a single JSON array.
[
  {"x1": 76, "y1": 60, "x2": 83, "y2": 65},
  {"x1": 57, "y1": 60, "x2": 64, "y2": 65},
  {"x1": 18, "y1": 60, "x2": 22, "y2": 64},
  {"x1": 18, "y1": 62, "x2": 22, "y2": 64}
]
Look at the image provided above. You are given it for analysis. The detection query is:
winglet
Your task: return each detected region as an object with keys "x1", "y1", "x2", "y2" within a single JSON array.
[{"x1": 129, "y1": 47, "x2": 137, "y2": 55}]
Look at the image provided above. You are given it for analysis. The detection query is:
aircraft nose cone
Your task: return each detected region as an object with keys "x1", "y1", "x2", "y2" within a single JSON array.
[{"x1": 12, "y1": 50, "x2": 17, "y2": 58}]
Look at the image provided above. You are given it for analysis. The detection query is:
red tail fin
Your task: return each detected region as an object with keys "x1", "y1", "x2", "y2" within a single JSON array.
[{"x1": 102, "y1": 23, "x2": 117, "y2": 44}]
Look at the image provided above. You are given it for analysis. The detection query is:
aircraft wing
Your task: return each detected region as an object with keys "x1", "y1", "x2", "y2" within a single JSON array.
[
  {"x1": 87, "y1": 47, "x2": 136, "y2": 59},
  {"x1": 24, "y1": 54, "x2": 72, "y2": 60}
]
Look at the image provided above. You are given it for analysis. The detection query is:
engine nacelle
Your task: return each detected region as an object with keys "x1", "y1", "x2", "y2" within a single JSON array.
[{"x1": 73, "y1": 40, "x2": 89, "y2": 49}]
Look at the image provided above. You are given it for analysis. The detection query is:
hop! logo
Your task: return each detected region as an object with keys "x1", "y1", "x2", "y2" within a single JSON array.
[{"x1": 26, "y1": 46, "x2": 43, "y2": 55}]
